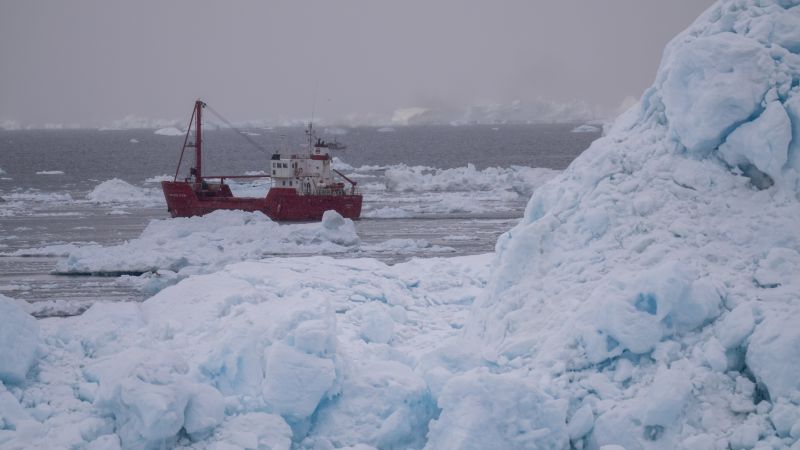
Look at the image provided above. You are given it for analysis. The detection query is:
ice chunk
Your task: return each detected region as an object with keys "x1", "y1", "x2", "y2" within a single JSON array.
[
  {"x1": 95, "y1": 376, "x2": 190, "y2": 449},
  {"x1": 262, "y1": 342, "x2": 337, "y2": 423},
  {"x1": 425, "y1": 371, "x2": 568, "y2": 450},
  {"x1": 747, "y1": 309, "x2": 800, "y2": 400},
  {"x1": 770, "y1": 401, "x2": 800, "y2": 438},
  {"x1": 754, "y1": 247, "x2": 800, "y2": 288},
  {"x1": 716, "y1": 304, "x2": 756, "y2": 350},
  {"x1": 659, "y1": 32, "x2": 772, "y2": 155},
  {"x1": 719, "y1": 100, "x2": 791, "y2": 183},
  {"x1": 642, "y1": 367, "x2": 692, "y2": 428},
  {"x1": 568, "y1": 403, "x2": 595, "y2": 441},
  {"x1": 351, "y1": 303, "x2": 394, "y2": 344},
  {"x1": 0, "y1": 294, "x2": 39, "y2": 384},
  {"x1": 183, "y1": 383, "x2": 226, "y2": 439},
  {"x1": 581, "y1": 263, "x2": 721, "y2": 360},
  {"x1": 309, "y1": 360, "x2": 435, "y2": 450},
  {"x1": 208, "y1": 413, "x2": 292, "y2": 450}
]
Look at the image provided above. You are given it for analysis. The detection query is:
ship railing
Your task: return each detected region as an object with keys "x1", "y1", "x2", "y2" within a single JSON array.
[{"x1": 332, "y1": 169, "x2": 360, "y2": 196}]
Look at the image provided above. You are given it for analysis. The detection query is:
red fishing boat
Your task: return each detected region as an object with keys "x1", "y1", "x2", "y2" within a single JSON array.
[{"x1": 162, "y1": 100, "x2": 362, "y2": 221}]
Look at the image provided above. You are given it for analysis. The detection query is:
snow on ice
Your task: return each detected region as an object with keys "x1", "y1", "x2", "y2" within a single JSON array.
[{"x1": 4, "y1": 1, "x2": 800, "y2": 449}]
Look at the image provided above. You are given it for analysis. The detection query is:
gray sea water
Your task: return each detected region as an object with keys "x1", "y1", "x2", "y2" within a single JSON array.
[{"x1": 0, "y1": 124, "x2": 599, "y2": 316}]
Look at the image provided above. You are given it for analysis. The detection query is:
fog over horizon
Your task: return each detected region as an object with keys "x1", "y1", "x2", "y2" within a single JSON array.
[{"x1": 1, "y1": 1, "x2": 714, "y2": 127}]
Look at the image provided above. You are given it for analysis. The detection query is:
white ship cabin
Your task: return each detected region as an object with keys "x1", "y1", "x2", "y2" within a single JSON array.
[{"x1": 269, "y1": 139, "x2": 348, "y2": 195}]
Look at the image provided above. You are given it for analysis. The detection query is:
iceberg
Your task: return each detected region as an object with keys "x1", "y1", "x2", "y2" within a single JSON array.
[
  {"x1": 454, "y1": 0, "x2": 800, "y2": 448},
  {"x1": 154, "y1": 127, "x2": 185, "y2": 136},
  {"x1": 571, "y1": 124, "x2": 601, "y2": 133}
]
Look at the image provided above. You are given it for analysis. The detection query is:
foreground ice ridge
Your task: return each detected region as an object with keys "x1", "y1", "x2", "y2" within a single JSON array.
[{"x1": 0, "y1": 255, "x2": 490, "y2": 449}]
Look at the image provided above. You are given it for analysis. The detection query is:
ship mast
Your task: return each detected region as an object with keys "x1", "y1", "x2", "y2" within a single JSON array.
[{"x1": 193, "y1": 100, "x2": 205, "y2": 187}]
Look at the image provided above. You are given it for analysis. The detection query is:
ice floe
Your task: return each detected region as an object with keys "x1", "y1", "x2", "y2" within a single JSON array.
[{"x1": 85, "y1": 178, "x2": 163, "y2": 205}]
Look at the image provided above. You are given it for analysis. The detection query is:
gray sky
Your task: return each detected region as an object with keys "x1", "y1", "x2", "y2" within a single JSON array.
[{"x1": 0, "y1": 0, "x2": 714, "y2": 126}]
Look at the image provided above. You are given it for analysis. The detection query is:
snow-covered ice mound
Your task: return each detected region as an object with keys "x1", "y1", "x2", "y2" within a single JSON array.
[
  {"x1": 53, "y1": 209, "x2": 359, "y2": 282},
  {"x1": 439, "y1": 1, "x2": 800, "y2": 448},
  {"x1": 0, "y1": 254, "x2": 490, "y2": 449},
  {"x1": 86, "y1": 178, "x2": 163, "y2": 205}
]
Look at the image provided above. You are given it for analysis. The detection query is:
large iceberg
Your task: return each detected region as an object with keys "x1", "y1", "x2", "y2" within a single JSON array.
[{"x1": 456, "y1": 0, "x2": 800, "y2": 448}]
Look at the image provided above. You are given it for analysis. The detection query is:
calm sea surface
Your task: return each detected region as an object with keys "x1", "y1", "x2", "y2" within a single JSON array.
[{"x1": 0, "y1": 124, "x2": 599, "y2": 316}]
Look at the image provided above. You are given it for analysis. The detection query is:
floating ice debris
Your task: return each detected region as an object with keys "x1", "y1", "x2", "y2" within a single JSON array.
[{"x1": 35, "y1": 170, "x2": 64, "y2": 175}]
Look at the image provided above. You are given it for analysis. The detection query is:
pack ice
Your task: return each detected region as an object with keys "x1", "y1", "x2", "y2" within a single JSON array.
[{"x1": 3, "y1": 0, "x2": 800, "y2": 449}]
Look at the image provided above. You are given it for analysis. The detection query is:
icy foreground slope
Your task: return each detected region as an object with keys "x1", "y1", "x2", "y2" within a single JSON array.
[
  {"x1": 0, "y1": 255, "x2": 490, "y2": 449},
  {"x1": 454, "y1": 0, "x2": 800, "y2": 449}
]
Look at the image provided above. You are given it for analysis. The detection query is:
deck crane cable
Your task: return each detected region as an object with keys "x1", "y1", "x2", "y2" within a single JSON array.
[{"x1": 204, "y1": 103, "x2": 270, "y2": 154}]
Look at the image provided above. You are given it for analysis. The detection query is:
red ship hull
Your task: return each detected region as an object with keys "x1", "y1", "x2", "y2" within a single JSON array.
[{"x1": 162, "y1": 181, "x2": 362, "y2": 221}]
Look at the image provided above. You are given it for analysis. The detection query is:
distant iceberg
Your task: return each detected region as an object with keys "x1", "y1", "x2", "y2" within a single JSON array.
[
  {"x1": 154, "y1": 127, "x2": 184, "y2": 136},
  {"x1": 570, "y1": 124, "x2": 600, "y2": 133}
]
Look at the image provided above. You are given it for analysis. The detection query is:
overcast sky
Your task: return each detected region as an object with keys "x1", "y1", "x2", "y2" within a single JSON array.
[{"x1": 0, "y1": 0, "x2": 714, "y2": 126}]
